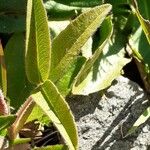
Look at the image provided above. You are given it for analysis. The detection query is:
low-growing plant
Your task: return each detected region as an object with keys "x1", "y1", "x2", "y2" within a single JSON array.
[{"x1": 0, "y1": 0, "x2": 150, "y2": 149}]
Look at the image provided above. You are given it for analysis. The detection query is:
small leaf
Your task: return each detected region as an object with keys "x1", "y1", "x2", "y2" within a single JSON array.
[
  {"x1": 0, "y1": 40, "x2": 7, "y2": 96},
  {"x1": 0, "y1": 115, "x2": 16, "y2": 131},
  {"x1": 31, "y1": 80, "x2": 78, "y2": 150},
  {"x1": 125, "y1": 106, "x2": 150, "y2": 137},
  {"x1": 50, "y1": 4, "x2": 112, "y2": 82},
  {"x1": 25, "y1": 0, "x2": 51, "y2": 84},
  {"x1": 8, "y1": 97, "x2": 35, "y2": 140}
]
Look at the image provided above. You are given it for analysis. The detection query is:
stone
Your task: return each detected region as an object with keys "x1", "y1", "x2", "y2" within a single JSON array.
[{"x1": 68, "y1": 76, "x2": 150, "y2": 150}]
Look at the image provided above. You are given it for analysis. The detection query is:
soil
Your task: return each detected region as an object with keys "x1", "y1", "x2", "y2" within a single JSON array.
[{"x1": 68, "y1": 76, "x2": 150, "y2": 150}]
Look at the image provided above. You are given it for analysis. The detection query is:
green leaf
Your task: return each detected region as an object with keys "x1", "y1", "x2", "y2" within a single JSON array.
[
  {"x1": 0, "y1": 41, "x2": 7, "y2": 96},
  {"x1": 125, "y1": 106, "x2": 150, "y2": 137},
  {"x1": 128, "y1": 26, "x2": 150, "y2": 92},
  {"x1": 50, "y1": 4, "x2": 112, "y2": 82},
  {"x1": 0, "y1": 0, "x2": 26, "y2": 13},
  {"x1": 33, "y1": 145, "x2": 68, "y2": 150},
  {"x1": 0, "y1": 15, "x2": 25, "y2": 33},
  {"x1": 131, "y1": 0, "x2": 150, "y2": 44},
  {"x1": 8, "y1": 97, "x2": 35, "y2": 140},
  {"x1": 72, "y1": 18, "x2": 130, "y2": 95},
  {"x1": 56, "y1": 56, "x2": 86, "y2": 97},
  {"x1": 25, "y1": 0, "x2": 51, "y2": 85},
  {"x1": 44, "y1": 1, "x2": 88, "y2": 20},
  {"x1": 31, "y1": 80, "x2": 78, "y2": 150},
  {"x1": 26, "y1": 104, "x2": 49, "y2": 125},
  {"x1": 0, "y1": 115, "x2": 16, "y2": 131},
  {"x1": 4, "y1": 33, "x2": 27, "y2": 108},
  {"x1": 51, "y1": 0, "x2": 102, "y2": 7}
]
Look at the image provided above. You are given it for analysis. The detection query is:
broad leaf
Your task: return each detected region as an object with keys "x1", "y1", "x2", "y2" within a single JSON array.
[
  {"x1": 25, "y1": 0, "x2": 51, "y2": 84},
  {"x1": 50, "y1": 4, "x2": 112, "y2": 82},
  {"x1": 31, "y1": 80, "x2": 78, "y2": 150},
  {"x1": 125, "y1": 106, "x2": 150, "y2": 137},
  {"x1": 0, "y1": 115, "x2": 16, "y2": 131},
  {"x1": 131, "y1": 0, "x2": 150, "y2": 44},
  {"x1": 128, "y1": 27, "x2": 150, "y2": 92},
  {"x1": 0, "y1": 41, "x2": 7, "y2": 96},
  {"x1": 72, "y1": 18, "x2": 130, "y2": 95},
  {"x1": 4, "y1": 33, "x2": 27, "y2": 108}
]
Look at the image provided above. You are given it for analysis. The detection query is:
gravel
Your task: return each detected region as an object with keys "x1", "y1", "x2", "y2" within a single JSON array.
[{"x1": 68, "y1": 76, "x2": 150, "y2": 150}]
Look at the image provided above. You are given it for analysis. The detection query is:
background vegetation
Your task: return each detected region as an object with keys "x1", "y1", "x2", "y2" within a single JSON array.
[{"x1": 0, "y1": 0, "x2": 149, "y2": 149}]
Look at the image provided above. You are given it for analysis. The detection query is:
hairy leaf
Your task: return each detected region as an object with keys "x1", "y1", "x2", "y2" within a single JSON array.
[
  {"x1": 31, "y1": 80, "x2": 78, "y2": 150},
  {"x1": 73, "y1": 18, "x2": 130, "y2": 95},
  {"x1": 25, "y1": 0, "x2": 51, "y2": 84},
  {"x1": 8, "y1": 97, "x2": 35, "y2": 140},
  {"x1": 50, "y1": 4, "x2": 112, "y2": 82}
]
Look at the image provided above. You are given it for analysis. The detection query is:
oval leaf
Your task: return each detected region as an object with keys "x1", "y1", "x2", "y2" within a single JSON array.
[
  {"x1": 50, "y1": 4, "x2": 112, "y2": 82},
  {"x1": 31, "y1": 80, "x2": 78, "y2": 150},
  {"x1": 25, "y1": 0, "x2": 51, "y2": 84}
]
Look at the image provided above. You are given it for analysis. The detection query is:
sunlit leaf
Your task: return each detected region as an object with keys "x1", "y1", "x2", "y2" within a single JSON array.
[
  {"x1": 31, "y1": 80, "x2": 78, "y2": 150},
  {"x1": 50, "y1": 4, "x2": 112, "y2": 82},
  {"x1": 56, "y1": 56, "x2": 86, "y2": 97},
  {"x1": 125, "y1": 106, "x2": 150, "y2": 137},
  {"x1": 25, "y1": 0, "x2": 51, "y2": 84},
  {"x1": 0, "y1": 115, "x2": 16, "y2": 131},
  {"x1": 72, "y1": 17, "x2": 130, "y2": 95},
  {"x1": 8, "y1": 97, "x2": 35, "y2": 140},
  {"x1": 131, "y1": 0, "x2": 150, "y2": 44},
  {"x1": 33, "y1": 145, "x2": 68, "y2": 150},
  {"x1": 0, "y1": 40, "x2": 7, "y2": 96},
  {"x1": 51, "y1": 0, "x2": 102, "y2": 7}
]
